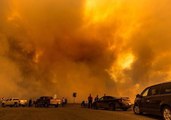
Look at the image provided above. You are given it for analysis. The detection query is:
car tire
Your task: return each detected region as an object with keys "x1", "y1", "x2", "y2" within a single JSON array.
[
  {"x1": 162, "y1": 106, "x2": 171, "y2": 120},
  {"x1": 133, "y1": 105, "x2": 142, "y2": 115}
]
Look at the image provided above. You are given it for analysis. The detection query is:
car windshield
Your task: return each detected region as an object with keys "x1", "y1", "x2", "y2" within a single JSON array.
[
  {"x1": 141, "y1": 88, "x2": 150, "y2": 97},
  {"x1": 99, "y1": 96, "x2": 115, "y2": 101}
]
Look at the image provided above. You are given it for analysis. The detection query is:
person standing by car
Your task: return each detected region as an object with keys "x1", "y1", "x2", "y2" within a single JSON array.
[
  {"x1": 88, "y1": 94, "x2": 93, "y2": 108},
  {"x1": 29, "y1": 99, "x2": 32, "y2": 107},
  {"x1": 62, "y1": 97, "x2": 66, "y2": 107},
  {"x1": 94, "y1": 95, "x2": 99, "y2": 102}
]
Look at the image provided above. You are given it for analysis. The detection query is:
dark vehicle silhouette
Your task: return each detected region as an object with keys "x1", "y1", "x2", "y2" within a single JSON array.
[
  {"x1": 133, "y1": 82, "x2": 171, "y2": 120},
  {"x1": 35, "y1": 96, "x2": 61, "y2": 107},
  {"x1": 92, "y1": 96, "x2": 132, "y2": 111}
]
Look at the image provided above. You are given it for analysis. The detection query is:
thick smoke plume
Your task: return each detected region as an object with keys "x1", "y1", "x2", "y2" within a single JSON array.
[{"x1": 0, "y1": 0, "x2": 171, "y2": 101}]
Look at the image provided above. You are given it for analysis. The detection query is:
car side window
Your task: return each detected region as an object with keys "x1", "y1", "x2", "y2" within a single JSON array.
[
  {"x1": 141, "y1": 88, "x2": 150, "y2": 97},
  {"x1": 99, "y1": 97, "x2": 104, "y2": 101},
  {"x1": 106, "y1": 97, "x2": 114, "y2": 100},
  {"x1": 148, "y1": 85, "x2": 160, "y2": 96},
  {"x1": 103, "y1": 97, "x2": 107, "y2": 101},
  {"x1": 161, "y1": 83, "x2": 171, "y2": 94}
]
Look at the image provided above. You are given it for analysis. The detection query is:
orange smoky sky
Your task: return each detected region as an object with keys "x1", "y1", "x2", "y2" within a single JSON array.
[{"x1": 0, "y1": 0, "x2": 171, "y2": 102}]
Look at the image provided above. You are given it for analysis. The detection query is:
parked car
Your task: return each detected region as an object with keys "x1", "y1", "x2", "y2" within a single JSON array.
[
  {"x1": 133, "y1": 82, "x2": 171, "y2": 120},
  {"x1": 92, "y1": 96, "x2": 132, "y2": 111},
  {"x1": 35, "y1": 96, "x2": 61, "y2": 107},
  {"x1": 2, "y1": 98, "x2": 20, "y2": 107}
]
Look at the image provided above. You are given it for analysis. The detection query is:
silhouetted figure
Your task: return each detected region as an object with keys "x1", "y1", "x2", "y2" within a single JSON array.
[
  {"x1": 81, "y1": 101, "x2": 85, "y2": 107},
  {"x1": 94, "y1": 95, "x2": 99, "y2": 102},
  {"x1": 62, "y1": 97, "x2": 66, "y2": 107},
  {"x1": 88, "y1": 94, "x2": 93, "y2": 108},
  {"x1": 28, "y1": 99, "x2": 32, "y2": 107}
]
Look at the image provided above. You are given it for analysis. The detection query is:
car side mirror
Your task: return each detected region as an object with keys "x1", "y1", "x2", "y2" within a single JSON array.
[{"x1": 136, "y1": 94, "x2": 142, "y2": 98}]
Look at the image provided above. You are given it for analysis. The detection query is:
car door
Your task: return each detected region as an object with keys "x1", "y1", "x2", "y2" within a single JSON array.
[
  {"x1": 98, "y1": 96, "x2": 110, "y2": 109},
  {"x1": 103, "y1": 96, "x2": 112, "y2": 109},
  {"x1": 5, "y1": 99, "x2": 9, "y2": 105},
  {"x1": 139, "y1": 87, "x2": 151, "y2": 112},
  {"x1": 146, "y1": 85, "x2": 162, "y2": 114},
  {"x1": 96, "y1": 97, "x2": 105, "y2": 108},
  {"x1": 101, "y1": 97, "x2": 109, "y2": 108}
]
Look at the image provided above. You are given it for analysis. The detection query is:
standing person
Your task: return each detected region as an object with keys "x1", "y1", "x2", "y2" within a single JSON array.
[
  {"x1": 28, "y1": 99, "x2": 32, "y2": 107},
  {"x1": 94, "y1": 95, "x2": 99, "y2": 102},
  {"x1": 88, "y1": 94, "x2": 93, "y2": 108},
  {"x1": 62, "y1": 97, "x2": 66, "y2": 107}
]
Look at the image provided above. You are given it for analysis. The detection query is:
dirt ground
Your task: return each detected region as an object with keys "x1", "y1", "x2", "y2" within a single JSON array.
[{"x1": 0, "y1": 104, "x2": 160, "y2": 120}]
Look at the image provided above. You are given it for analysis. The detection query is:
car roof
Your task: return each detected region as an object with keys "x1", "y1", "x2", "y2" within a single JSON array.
[
  {"x1": 148, "y1": 81, "x2": 171, "y2": 88},
  {"x1": 40, "y1": 96, "x2": 52, "y2": 98},
  {"x1": 102, "y1": 96, "x2": 116, "y2": 98}
]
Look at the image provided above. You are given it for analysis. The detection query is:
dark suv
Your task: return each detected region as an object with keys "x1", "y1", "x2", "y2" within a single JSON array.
[{"x1": 133, "y1": 82, "x2": 171, "y2": 120}]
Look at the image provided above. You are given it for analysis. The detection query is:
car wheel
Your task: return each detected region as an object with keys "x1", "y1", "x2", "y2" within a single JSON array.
[
  {"x1": 133, "y1": 105, "x2": 142, "y2": 115},
  {"x1": 162, "y1": 106, "x2": 171, "y2": 120}
]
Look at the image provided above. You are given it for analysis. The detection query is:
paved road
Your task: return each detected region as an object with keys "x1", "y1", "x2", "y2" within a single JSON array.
[{"x1": 0, "y1": 104, "x2": 161, "y2": 120}]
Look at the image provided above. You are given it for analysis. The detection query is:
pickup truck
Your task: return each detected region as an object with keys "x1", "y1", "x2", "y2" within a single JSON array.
[{"x1": 35, "y1": 96, "x2": 61, "y2": 107}]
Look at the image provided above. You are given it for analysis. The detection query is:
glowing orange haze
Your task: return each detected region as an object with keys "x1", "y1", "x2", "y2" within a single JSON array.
[{"x1": 0, "y1": 0, "x2": 171, "y2": 102}]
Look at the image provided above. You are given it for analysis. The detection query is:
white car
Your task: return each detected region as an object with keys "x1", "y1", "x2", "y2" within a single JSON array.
[{"x1": 2, "y1": 98, "x2": 20, "y2": 107}]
